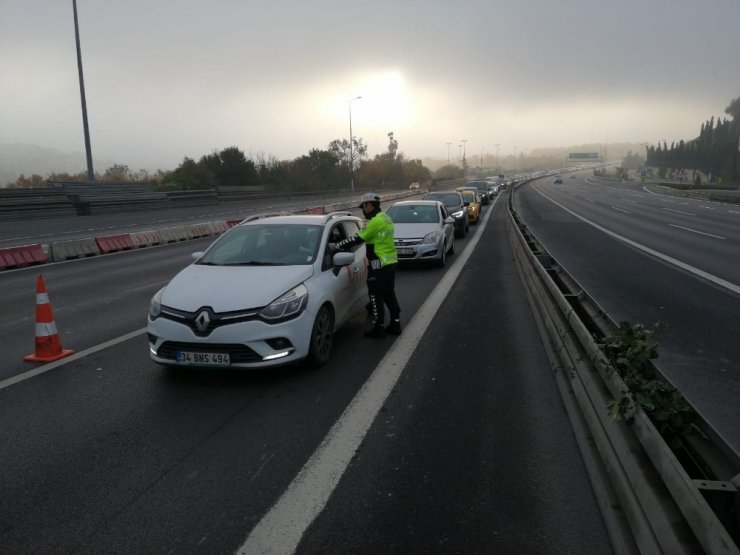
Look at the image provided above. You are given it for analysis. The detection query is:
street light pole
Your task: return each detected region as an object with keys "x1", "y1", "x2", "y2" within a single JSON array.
[
  {"x1": 72, "y1": 0, "x2": 94, "y2": 182},
  {"x1": 446, "y1": 142, "x2": 451, "y2": 165},
  {"x1": 461, "y1": 139, "x2": 467, "y2": 165},
  {"x1": 349, "y1": 96, "x2": 362, "y2": 193},
  {"x1": 494, "y1": 143, "x2": 501, "y2": 173},
  {"x1": 513, "y1": 146, "x2": 518, "y2": 172}
]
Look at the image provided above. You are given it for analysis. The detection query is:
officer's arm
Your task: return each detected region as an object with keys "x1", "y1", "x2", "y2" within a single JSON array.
[{"x1": 331, "y1": 233, "x2": 363, "y2": 251}]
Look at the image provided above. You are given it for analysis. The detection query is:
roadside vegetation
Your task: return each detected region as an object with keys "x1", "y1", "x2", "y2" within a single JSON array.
[{"x1": 5, "y1": 132, "x2": 432, "y2": 194}]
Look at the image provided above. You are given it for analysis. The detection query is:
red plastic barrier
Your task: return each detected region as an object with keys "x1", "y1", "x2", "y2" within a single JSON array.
[
  {"x1": 95, "y1": 234, "x2": 135, "y2": 254},
  {"x1": 226, "y1": 220, "x2": 242, "y2": 228},
  {"x1": 0, "y1": 244, "x2": 48, "y2": 270},
  {"x1": 306, "y1": 206, "x2": 324, "y2": 215}
]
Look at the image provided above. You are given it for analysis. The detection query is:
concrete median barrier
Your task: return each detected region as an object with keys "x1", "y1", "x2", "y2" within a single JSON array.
[
  {"x1": 185, "y1": 223, "x2": 213, "y2": 239},
  {"x1": 0, "y1": 243, "x2": 48, "y2": 270},
  {"x1": 155, "y1": 226, "x2": 190, "y2": 244},
  {"x1": 130, "y1": 230, "x2": 160, "y2": 248},
  {"x1": 95, "y1": 234, "x2": 135, "y2": 254},
  {"x1": 50, "y1": 238, "x2": 101, "y2": 261},
  {"x1": 209, "y1": 221, "x2": 230, "y2": 235}
]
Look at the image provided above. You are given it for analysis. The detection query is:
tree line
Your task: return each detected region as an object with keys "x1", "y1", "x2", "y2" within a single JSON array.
[
  {"x1": 5, "y1": 132, "x2": 432, "y2": 193},
  {"x1": 645, "y1": 95, "x2": 740, "y2": 183}
]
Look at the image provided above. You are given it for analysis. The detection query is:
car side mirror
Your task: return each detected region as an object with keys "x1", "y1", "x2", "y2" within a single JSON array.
[
  {"x1": 331, "y1": 251, "x2": 355, "y2": 276},
  {"x1": 463, "y1": 201, "x2": 470, "y2": 207},
  {"x1": 191, "y1": 252, "x2": 204, "y2": 262},
  {"x1": 333, "y1": 252, "x2": 354, "y2": 267},
  {"x1": 444, "y1": 217, "x2": 455, "y2": 225}
]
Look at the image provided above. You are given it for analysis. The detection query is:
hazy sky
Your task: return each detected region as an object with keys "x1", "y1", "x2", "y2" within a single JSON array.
[{"x1": 1, "y1": 0, "x2": 739, "y2": 171}]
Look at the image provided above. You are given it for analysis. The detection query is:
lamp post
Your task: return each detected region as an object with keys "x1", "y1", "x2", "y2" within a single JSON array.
[
  {"x1": 72, "y1": 0, "x2": 94, "y2": 182},
  {"x1": 446, "y1": 142, "x2": 451, "y2": 165},
  {"x1": 349, "y1": 96, "x2": 362, "y2": 192},
  {"x1": 513, "y1": 146, "x2": 518, "y2": 171},
  {"x1": 494, "y1": 143, "x2": 501, "y2": 173},
  {"x1": 461, "y1": 139, "x2": 467, "y2": 165}
]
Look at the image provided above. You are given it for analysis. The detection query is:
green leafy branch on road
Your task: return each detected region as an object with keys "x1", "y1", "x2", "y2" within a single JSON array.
[{"x1": 601, "y1": 321, "x2": 696, "y2": 435}]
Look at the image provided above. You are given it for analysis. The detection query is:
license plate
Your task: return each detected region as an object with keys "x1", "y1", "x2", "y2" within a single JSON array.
[
  {"x1": 176, "y1": 351, "x2": 230, "y2": 366},
  {"x1": 397, "y1": 247, "x2": 414, "y2": 255}
]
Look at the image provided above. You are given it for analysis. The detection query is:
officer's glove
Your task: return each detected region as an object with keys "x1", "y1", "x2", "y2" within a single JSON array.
[{"x1": 327, "y1": 242, "x2": 339, "y2": 253}]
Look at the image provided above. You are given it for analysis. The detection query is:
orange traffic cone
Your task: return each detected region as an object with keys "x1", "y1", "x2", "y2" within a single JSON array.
[{"x1": 23, "y1": 275, "x2": 74, "y2": 363}]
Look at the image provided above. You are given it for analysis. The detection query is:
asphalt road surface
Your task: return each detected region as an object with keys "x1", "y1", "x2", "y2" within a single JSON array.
[
  {"x1": 0, "y1": 194, "x2": 612, "y2": 553},
  {"x1": 514, "y1": 173, "x2": 740, "y2": 459}
]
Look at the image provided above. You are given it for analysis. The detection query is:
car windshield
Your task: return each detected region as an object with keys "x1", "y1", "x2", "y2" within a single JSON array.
[
  {"x1": 424, "y1": 193, "x2": 460, "y2": 207},
  {"x1": 196, "y1": 223, "x2": 322, "y2": 266},
  {"x1": 387, "y1": 204, "x2": 439, "y2": 224}
]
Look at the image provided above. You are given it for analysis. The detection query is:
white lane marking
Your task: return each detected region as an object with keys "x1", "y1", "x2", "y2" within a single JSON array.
[
  {"x1": 237, "y1": 195, "x2": 498, "y2": 555},
  {"x1": 610, "y1": 206, "x2": 632, "y2": 214},
  {"x1": 729, "y1": 211, "x2": 740, "y2": 215},
  {"x1": 621, "y1": 199, "x2": 640, "y2": 205},
  {"x1": 531, "y1": 185, "x2": 740, "y2": 296},
  {"x1": 668, "y1": 224, "x2": 726, "y2": 240},
  {"x1": 662, "y1": 207, "x2": 695, "y2": 216},
  {"x1": 0, "y1": 329, "x2": 146, "y2": 391}
]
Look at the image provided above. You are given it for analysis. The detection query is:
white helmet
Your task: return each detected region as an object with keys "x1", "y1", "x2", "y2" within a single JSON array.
[{"x1": 358, "y1": 192, "x2": 380, "y2": 207}]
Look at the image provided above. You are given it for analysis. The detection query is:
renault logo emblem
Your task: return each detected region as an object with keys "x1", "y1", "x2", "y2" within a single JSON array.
[{"x1": 194, "y1": 310, "x2": 211, "y2": 333}]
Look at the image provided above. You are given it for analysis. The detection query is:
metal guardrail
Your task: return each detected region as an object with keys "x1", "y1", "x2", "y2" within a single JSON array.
[{"x1": 506, "y1": 181, "x2": 740, "y2": 554}]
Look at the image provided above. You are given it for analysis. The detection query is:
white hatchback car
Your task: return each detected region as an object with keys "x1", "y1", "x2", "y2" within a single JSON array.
[{"x1": 148, "y1": 212, "x2": 368, "y2": 369}]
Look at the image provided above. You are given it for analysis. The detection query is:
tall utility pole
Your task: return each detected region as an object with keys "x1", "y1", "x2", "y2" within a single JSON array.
[
  {"x1": 72, "y1": 0, "x2": 94, "y2": 182},
  {"x1": 461, "y1": 139, "x2": 468, "y2": 165},
  {"x1": 446, "y1": 142, "x2": 451, "y2": 165},
  {"x1": 494, "y1": 143, "x2": 501, "y2": 173},
  {"x1": 348, "y1": 96, "x2": 361, "y2": 192}
]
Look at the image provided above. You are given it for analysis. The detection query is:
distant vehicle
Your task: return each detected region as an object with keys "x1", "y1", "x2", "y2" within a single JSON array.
[
  {"x1": 422, "y1": 190, "x2": 469, "y2": 238},
  {"x1": 457, "y1": 188, "x2": 481, "y2": 224},
  {"x1": 147, "y1": 212, "x2": 368, "y2": 369},
  {"x1": 409, "y1": 182, "x2": 421, "y2": 191},
  {"x1": 386, "y1": 200, "x2": 455, "y2": 267},
  {"x1": 553, "y1": 176, "x2": 563, "y2": 184},
  {"x1": 465, "y1": 180, "x2": 490, "y2": 205}
]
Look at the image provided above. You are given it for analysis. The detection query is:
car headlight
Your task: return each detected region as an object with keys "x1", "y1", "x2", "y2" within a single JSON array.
[
  {"x1": 422, "y1": 231, "x2": 442, "y2": 244},
  {"x1": 149, "y1": 288, "x2": 164, "y2": 320},
  {"x1": 260, "y1": 283, "x2": 309, "y2": 322},
  {"x1": 451, "y1": 210, "x2": 464, "y2": 218}
]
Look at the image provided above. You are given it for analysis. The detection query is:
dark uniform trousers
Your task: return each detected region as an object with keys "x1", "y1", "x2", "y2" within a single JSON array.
[{"x1": 367, "y1": 262, "x2": 401, "y2": 329}]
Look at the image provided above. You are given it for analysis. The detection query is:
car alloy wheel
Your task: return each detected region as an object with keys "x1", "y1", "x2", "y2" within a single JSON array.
[
  {"x1": 437, "y1": 242, "x2": 447, "y2": 267},
  {"x1": 307, "y1": 304, "x2": 334, "y2": 367}
]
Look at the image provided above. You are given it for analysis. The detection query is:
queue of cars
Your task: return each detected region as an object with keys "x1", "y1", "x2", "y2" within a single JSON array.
[{"x1": 147, "y1": 185, "x2": 498, "y2": 371}]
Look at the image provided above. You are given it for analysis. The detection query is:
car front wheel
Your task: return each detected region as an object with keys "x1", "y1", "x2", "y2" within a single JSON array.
[
  {"x1": 306, "y1": 304, "x2": 334, "y2": 367},
  {"x1": 437, "y1": 242, "x2": 447, "y2": 267}
]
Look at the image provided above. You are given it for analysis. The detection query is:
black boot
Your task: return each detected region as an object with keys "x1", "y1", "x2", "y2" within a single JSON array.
[
  {"x1": 385, "y1": 319, "x2": 402, "y2": 335},
  {"x1": 363, "y1": 326, "x2": 386, "y2": 338}
]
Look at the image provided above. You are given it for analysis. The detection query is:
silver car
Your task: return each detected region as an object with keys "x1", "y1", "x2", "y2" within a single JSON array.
[{"x1": 386, "y1": 200, "x2": 455, "y2": 267}]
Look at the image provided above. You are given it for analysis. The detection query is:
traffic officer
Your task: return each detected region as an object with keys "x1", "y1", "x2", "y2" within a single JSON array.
[{"x1": 331, "y1": 192, "x2": 401, "y2": 338}]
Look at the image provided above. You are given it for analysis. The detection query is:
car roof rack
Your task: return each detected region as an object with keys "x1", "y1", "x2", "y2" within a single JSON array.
[
  {"x1": 239, "y1": 211, "x2": 294, "y2": 224},
  {"x1": 322, "y1": 211, "x2": 354, "y2": 223}
]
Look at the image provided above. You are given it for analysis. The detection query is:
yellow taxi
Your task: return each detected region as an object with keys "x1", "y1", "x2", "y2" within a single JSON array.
[{"x1": 457, "y1": 188, "x2": 481, "y2": 225}]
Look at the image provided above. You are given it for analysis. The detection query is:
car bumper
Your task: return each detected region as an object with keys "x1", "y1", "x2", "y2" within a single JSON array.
[
  {"x1": 395, "y1": 241, "x2": 444, "y2": 262},
  {"x1": 147, "y1": 310, "x2": 315, "y2": 369}
]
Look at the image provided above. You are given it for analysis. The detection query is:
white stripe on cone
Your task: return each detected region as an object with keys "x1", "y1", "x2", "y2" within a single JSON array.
[{"x1": 36, "y1": 322, "x2": 58, "y2": 336}]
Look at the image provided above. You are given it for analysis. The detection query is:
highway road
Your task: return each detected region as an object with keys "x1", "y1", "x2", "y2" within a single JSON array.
[
  {"x1": 514, "y1": 173, "x2": 740, "y2": 459},
  {"x1": 0, "y1": 196, "x2": 612, "y2": 553}
]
